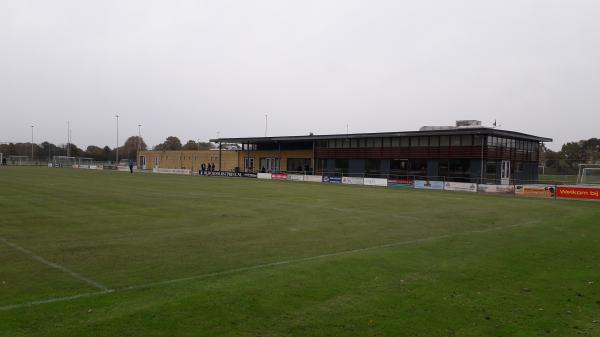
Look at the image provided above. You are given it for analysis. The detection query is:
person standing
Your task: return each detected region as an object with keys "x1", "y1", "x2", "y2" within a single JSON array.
[{"x1": 128, "y1": 160, "x2": 134, "y2": 174}]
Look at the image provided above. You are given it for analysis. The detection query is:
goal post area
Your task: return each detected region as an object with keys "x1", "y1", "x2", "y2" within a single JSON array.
[
  {"x1": 51, "y1": 156, "x2": 78, "y2": 168},
  {"x1": 77, "y1": 157, "x2": 96, "y2": 169},
  {"x1": 576, "y1": 164, "x2": 600, "y2": 185}
]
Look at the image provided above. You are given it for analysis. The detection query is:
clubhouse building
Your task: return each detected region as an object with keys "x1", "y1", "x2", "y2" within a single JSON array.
[{"x1": 139, "y1": 121, "x2": 551, "y2": 184}]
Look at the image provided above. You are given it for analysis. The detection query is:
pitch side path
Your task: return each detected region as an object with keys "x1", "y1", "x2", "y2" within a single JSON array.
[{"x1": 1, "y1": 167, "x2": 599, "y2": 337}]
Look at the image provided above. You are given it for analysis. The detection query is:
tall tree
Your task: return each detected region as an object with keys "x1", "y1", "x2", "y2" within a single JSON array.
[
  {"x1": 153, "y1": 136, "x2": 182, "y2": 151},
  {"x1": 121, "y1": 136, "x2": 148, "y2": 160}
]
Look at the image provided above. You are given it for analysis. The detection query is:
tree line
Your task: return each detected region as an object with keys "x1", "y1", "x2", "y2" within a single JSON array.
[
  {"x1": 541, "y1": 138, "x2": 600, "y2": 174},
  {"x1": 0, "y1": 136, "x2": 214, "y2": 162}
]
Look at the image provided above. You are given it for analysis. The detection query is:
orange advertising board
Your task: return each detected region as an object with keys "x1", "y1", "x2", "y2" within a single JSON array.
[
  {"x1": 556, "y1": 186, "x2": 600, "y2": 200},
  {"x1": 515, "y1": 185, "x2": 555, "y2": 198}
]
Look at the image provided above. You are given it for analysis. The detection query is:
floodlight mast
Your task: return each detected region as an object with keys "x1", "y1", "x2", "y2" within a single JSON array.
[
  {"x1": 31, "y1": 125, "x2": 34, "y2": 161},
  {"x1": 137, "y1": 124, "x2": 142, "y2": 167},
  {"x1": 115, "y1": 114, "x2": 119, "y2": 165}
]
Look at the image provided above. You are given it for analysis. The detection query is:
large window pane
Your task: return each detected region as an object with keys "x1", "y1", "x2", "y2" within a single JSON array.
[
  {"x1": 430, "y1": 136, "x2": 439, "y2": 147},
  {"x1": 373, "y1": 138, "x2": 382, "y2": 148},
  {"x1": 440, "y1": 136, "x2": 450, "y2": 146},
  {"x1": 400, "y1": 137, "x2": 409, "y2": 147},
  {"x1": 450, "y1": 136, "x2": 461, "y2": 146},
  {"x1": 419, "y1": 136, "x2": 429, "y2": 147},
  {"x1": 461, "y1": 135, "x2": 472, "y2": 146}
]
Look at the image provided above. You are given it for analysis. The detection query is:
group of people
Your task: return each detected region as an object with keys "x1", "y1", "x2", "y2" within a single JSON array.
[{"x1": 199, "y1": 162, "x2": 216, "y2": 175}]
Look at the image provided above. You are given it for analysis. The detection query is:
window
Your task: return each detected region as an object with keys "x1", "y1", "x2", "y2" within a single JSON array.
[
  {"x1": 390, "y1": 159, "x2": 408, "y2": 174},
  {"x1": 440, "y1": 136, "x2": 450, "y2": 146},
  {"x1": 366, "y1": 159, "x2": 381, "y2": 173},
  {"x1": 461, "y1": 135, "x2": 472, "y2": 146},
  {"x1": 419, "y1": 136, "x2": 429, "y2": 147},
  {"x1": 450, "y1": 136, "x2": 461, "y2": 146},
  {"x1": 287, "y1": 158, "x2": 311, "y2": 172},
  {"x1": 328, "y1": 139, "x2": 335, "y2": 148},
  {"x1": 359, "y1": 138, "x2": 367, "y2": 148},
  {"x1": 400, "y1": 137, "x2": 410, "y2": 147},
  {"x1": 410, "y1": 137, "x2": 419, "y2": 147},
  {"x1": 430, "y1": 136, "x2": 439, "y2": 147},
  {"x1": 373, "y1": 138, "x2": 382, "y2": 148},
  {"x1": 366, "y1": 138, "x2": 374, "y2": 147},
  {"x1": 409, "y1": 159, "x2": 427, "y2": 176},
  {"x1": 342, "y1": 139, "x2": 350, "y2": 148},
  {"x1": 474, "y1": 135, "x2": 483, "y2": 146},
  {"x1": 382, "y1": 137, "x2": 392, "y2": 147},
  {"x1": 244, "y1": 157, "x2": 255, "y2": 171},
  {"x1": 391, "y1": 137, "x2": 400, "y2": 147},
  {"x1": 334, "y1": 159, "x2": 349, "y2": 174}
]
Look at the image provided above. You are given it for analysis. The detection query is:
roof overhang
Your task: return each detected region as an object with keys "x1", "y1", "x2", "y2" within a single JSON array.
[{"x1": 211, "y1": 128, "x2": 552, "y2": 144}]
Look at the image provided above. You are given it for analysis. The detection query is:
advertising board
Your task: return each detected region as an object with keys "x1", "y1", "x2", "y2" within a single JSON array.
[
  {"x1": 556, "y1": 186, "x2": 600, "y2": 201},
  {"x1": 477, "y1": 184, "x2": 515, "y2": 194},
  {"x1": 444, "y1": 182, "x2": 477, "y2": 193},
  {"x1": 342, "y1": 177, "x2": 364, "y2": 185},
  {"x1": 206, "y1": 171, "x2": 244, "y2": 177},
  {"x1": 414, "y1": 180, "x2": 444, "y2": 190},
  {"x1": 271, "y1": 173, "x2": 288, "y2": 180},
  {"x1": 323, "y1": 176, "x2": 342, "y2": 184},
  {"x1": 515, "y1": 185, "x2": 555, "y2": 198},
  {"x1": 288, "y1": 174, "x2": 305, "y2": 182},
  {"x1": 387, "y1": 179, "x2": 414, "y2": 188},
  {"x1": 257, "y1": 173, "x2": 272, "y2": 180},
  {"x1": 152, "y1": 168, "x2": 191, "y2": 175},
  {"x1": 304, "y1": 175, "x2": 323, "y2": 183},
  {"x1": 364, "y1": 178, "x2": 388, "y2": 187}
]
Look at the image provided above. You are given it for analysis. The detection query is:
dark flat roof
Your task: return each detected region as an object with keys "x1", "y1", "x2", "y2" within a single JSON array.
[{"x1": 211, "y1": 128, "x2": 552, "y2": 143}]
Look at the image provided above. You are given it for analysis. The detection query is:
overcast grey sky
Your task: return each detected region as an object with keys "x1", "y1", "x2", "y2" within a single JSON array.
[{"x1": 1, "y1": 0, "x2": 598, "y2": 150}]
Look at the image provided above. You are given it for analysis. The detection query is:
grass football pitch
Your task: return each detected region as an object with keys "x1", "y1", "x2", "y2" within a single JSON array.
[{"x1": 1, "y1": 167, "x2": 599, "y2": 337}]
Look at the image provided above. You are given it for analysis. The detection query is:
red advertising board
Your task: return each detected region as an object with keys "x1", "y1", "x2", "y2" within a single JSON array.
[
  {"x1": 556, "y1": 186, "x2": 600, "y2": 200},
  {"x1": 271, "y1": 173, "x2": 288, "y2": 181}
]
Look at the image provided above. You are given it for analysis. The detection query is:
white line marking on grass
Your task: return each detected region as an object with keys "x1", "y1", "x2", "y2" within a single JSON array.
[
  {"x1": 0, "y1": 237, "x2": 111, "y2": 292},
  {"x1": 0, "y1": 291, "x2": 110, "y2": 311},
  {"x1": 0, "y1": 222, "x2": 532, "y2": 311}
]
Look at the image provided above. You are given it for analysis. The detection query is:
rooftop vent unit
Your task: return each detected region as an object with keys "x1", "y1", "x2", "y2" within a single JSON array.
[
  {"x1": 419, "y1": 120, "x2": 483, "y2": 131},
  {"x1": 456, "y1": 120, "x2": 482, "y2": 127}
]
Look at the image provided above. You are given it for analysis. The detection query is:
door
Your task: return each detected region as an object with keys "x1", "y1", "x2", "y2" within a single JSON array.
[
  {"x1": 139, "y1": 156, "x2": 146, "y2": 170},
  {"x1": 501, "y1": 160, "x2": 510, "y2": 185}
]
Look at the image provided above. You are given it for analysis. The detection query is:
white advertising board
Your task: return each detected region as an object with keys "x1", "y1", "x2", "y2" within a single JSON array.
[
  {"x1": 304, "y1": 175, "x2": 323, "y2": 183},
  {"x1": 257, "y1": 173, "x2": 272, "y2": 180},
  {"x1": 444, "y1": 182, "x2": 477, "y2": 193},
  {"x1": 288, "y1": 174, "x2": 305, "y2": 182},
  {"x1": 342, "y1": 177, "x2": 364, "y2": 185},
  {"x1": 364, "y1": 178, "x2": 388, "y2": 187},
  {"x1": 152, "y1": 168, "x2": 191, "y2": 175},
  {"x1": 477, "y1": 184, "x2": 515, "y2": 194}
]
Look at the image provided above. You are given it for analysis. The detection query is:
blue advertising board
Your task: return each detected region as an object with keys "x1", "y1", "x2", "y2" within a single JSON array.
[
  {"x1": 414, "y1": 180, "x2": 444, "y2": 190},
  {"x1": 322, "y1": 176, "x2": 342, "y2": 184}
]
